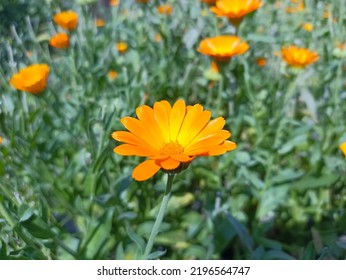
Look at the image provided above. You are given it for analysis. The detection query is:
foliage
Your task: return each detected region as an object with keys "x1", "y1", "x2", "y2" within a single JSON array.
[{"x1": 0, "y1": 0, "x2": 346, "y2": 260}]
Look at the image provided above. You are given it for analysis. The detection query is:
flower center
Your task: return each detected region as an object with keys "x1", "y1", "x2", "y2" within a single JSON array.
[{"x1": 160, "y1": 141, "x2": 184, "y2": 155}]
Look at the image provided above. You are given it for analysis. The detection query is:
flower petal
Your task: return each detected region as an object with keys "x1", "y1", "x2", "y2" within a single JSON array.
[
  {"x1": 114, "y1": 144, "x2": 155, "y2": 156},
  {"x1": 132, "y1": 160, "x2": 161, "y2": 181},
  {"x1": 153, "y1": 100, "x2": 172, "y2": 143},
  {"x1": 169, "y1": 99, "x2": 186, "y2": 142},
  {"x1": 159, "y1": 157, "x2": 180, "y2": 170}
]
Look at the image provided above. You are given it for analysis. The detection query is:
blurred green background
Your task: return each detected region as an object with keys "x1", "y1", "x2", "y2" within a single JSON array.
[{"x1": 0, "y1": 0, "x2": 346, "y2": 259}]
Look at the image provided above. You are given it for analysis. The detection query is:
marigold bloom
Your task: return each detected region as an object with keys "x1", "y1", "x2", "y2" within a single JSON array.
[
  {"x1": 112, "y1": 100, "x2": 237, "y2": 181},
  {"x1": 95, "y1": 19, "x2": 106, "y2": 27},
  {"x1": 155, "y1": 33, "x2": 162, "y2": 43},
  {"x1": 49, "y1": 33, "x2": 69, "y2": 49},
  {"x1": 281, "y1": 45, "x2": 319, "y2": 68},
  {"x1": 0, "y1": 136, "x2": 3, "y2": 145},
  {"x1": 110, "y1": 0, "x2": 119, "y2": 6},
  {"x1": 53, "y1": 11, "x2": 78, "y2": 30},
  {"x1": 116, "y1": 42, "x2": 128, "y2": 53},
  {"x1": 210, "y1": 0, "x2": 263, "y2": 26},
  {"x1": 10, "y1": 64, "x2": 50, "y2": 94},
  {"x1": 157, "y1": 4, "x2": 172, "y2": 15},
  {"x1": 256, "y1": 57, "x2": 267, "y2": 67},
  {"x1": 108, "y1": 70, "x2": 118, "y2": 80},
  {"x1": 340, "y1": 142, "x2": 346, "y2": 157},
  {"x1": 302, "y1": 22, "x2": 313, "y2": 32},
  {"x1": 198, "y1": 35, "x2": 249, "y2": 62}
]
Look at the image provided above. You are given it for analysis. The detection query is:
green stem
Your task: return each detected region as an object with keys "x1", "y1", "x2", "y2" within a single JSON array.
[{"x1": 144, "y1": 174, "x2": 175, "y2": 259}]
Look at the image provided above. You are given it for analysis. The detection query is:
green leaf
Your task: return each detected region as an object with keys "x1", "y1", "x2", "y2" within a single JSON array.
[
  {"x1": 125, "y1": 222, "x2": 146, "y2": 257},
  {"x1": 226, "y1": 213, "x2": 253, "y2": 252}
]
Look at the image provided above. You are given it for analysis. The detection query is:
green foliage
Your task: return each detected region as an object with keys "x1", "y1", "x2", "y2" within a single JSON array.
[{"x1": 0, "y1": 0, "x2": 346, "y2": 260}]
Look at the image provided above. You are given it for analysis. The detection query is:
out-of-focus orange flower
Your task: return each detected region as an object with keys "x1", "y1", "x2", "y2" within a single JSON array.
[
  {"x1": 281, "y1": 45, "x2": 319, "y2": 68},
  {"x1": 197, "y1": 35, "x2": 249, "y2": 62},
  {"x1": 108, "y1": 70, "x2": 118, "y2": 80},
  {"x1": 110, "y1": 0, "x2": 119, "y2": 6},
  {"x1": 95, "y1": 19, "x2": 106, "y2": 27},
  {"x1": 340, "y1": 141, "x2": 346, "y2": 157},
  {"x1": 112, "y1": 99, "x2": 237, "y2": 181},
  {"x1": 285, "y1": 1, "x2": 304, "y2": 13},
  {"x1": 157, "y1": 4, "x2": 172, "y2": 15},
  {"x1": 53, "y1": 11, "x2": 78, "y2": 30},
  {"x1": 26, "y1": 51, "x2": 33, "y2": 58},
  {"x1": 256, "y1": 57, "x2": 267, "y2": 67},
  {"x1": 155, "y1": 33, "x2": 162, "y2": 43},
  {"x1": 10, "y1": 64, "x2": 50, "y2": 94},
  {"x1": 200, "y1": 0, "x2": 216, "y2": 5},
  {"x1": 116, "y1": 42, "x2": 128, "y2": 53},
  {"x1": 49, "y1": 33, "x2": 69, "y2": 49},
  {"x1": 0, "y1": 136, "x2": 3, "y2": 145},
  {"x1": 210, "y1": 0, "x2": 263, "y2": 26},
  {"x1": 302, "y1": 22, "x2": 313, "y2": 32}
]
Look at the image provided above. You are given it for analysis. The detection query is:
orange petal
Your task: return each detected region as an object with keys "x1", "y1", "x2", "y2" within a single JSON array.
[
  {"x1": 171, "y1": 154, "x2": 192, "y2": 162},
  {"x1": 185, "y1": 130, "x2": 231, "y2": 152},
  {"x1": 169, "y1": 99, "x2": 186, "y2": 142},
  {"x1": 136, "y1": 105, "x2": 165, "y2": 147},
  {"x1": 188, "y1": 117, "x2": 226, "y2": 145},
  {"x1": 177, "y1": 104, "x2": 209, "y2": 146},
  {"x1": 153, "y1": 100, "x2": 172, "y2": 143},
  {"x1": 159, "y1": 157, "x2": 180, "y2": 170},
  {"x1": 221, "y1": 140, "x2": 237, "y2": 151},
  {"x1": 132, "y1": 160, "x2": 161, "y2": 181},
  {"x1": 121, "y1": 117, "x2": 160, "y2": 149},
  {"x1": 113, "y1": 144, "x2": 155, "y2": 156}
]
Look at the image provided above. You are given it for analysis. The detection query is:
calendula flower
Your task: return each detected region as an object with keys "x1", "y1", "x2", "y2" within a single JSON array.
[
  {"x1": 256, "y1": 57, "x2": 267, "y2": 67},
  {"x1": 0, "y1": 136, "x2": 3, "y2": 145},
  {"x1": 281, "y1": 45, "x2": 319, "y2": 68},
  {"x1": 302, "y1": 22, "x2": 313, "y2": 32},
  {"x1": 26, "y1": 51, "x2": 33, "y2": 58},
  {"x1": 49, "y1": 33, "x2": 69, "y2": 49},
  {"x1": 112, "y1": 100, "x2": 237, "y2": 181},
  {"x1": 157, "y1": 4, "x2": 172, "y2": 15},
  {"x1": 116, "y1": 42, "x2": 128, "y2": 53},
  {"x1": 10, "y1": 64, "x2": 50, "y2": 94},
  {"x1": 155, "y1": 33, "x2": 162, "y2": 43},
  {"x1": 198, "y1": 35, "x2": 249, "y2": 62},
  {"x1": 53, "y1": 11, "x2": 78, "y2": 30},
  {"x1": 110, "y1": 0, "x2": 119, "y2": 6},
  {"x1": 95, "y1": 19, "x2": 106, "y2": 27},
  {"x1": 340, "y1": 142, "x2": 346, "y2": 157},
  {"x1": 108, "y1": 70, "x2": 118, "y2": 80},
  {"x1": 210, "y1": 0, "x2": 263, "y2": 26},
  {"x1": 285, "y1": 1, "x2": 304, "y2": 13}
]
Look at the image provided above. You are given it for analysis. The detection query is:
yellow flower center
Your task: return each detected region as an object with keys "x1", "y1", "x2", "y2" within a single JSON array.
[{"x1": 160, "y1": 142, "x2": 184, "y2": 155}]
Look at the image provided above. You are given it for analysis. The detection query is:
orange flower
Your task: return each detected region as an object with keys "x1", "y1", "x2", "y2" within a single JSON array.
[
  {"x1": 285, "y1": 1, "x2": 304, "y2": 13},
  {"x1": 53, "y1": 11, "x2": 78, "y2": 30},
  {"x1": 197, "y1": 35, "x2": 249, "y2": 62},
  {"x1": 110, "y1": 0, "x2": 119, "y2": 6},
  {"x1": 10, "y1": 64, "x2": 50, "y2": 94},
  {"x1": 116, "y1": 42, "x2": 128, "y2": 53},
  {"x1": 302, "y1": 22, "x2": 313, "y2": 32},
  {"x1": 281, "y1": 45, "x2": 319, "y2": 68},
  {"x1": 210, "y1": 0, "x2": 263, "y2": 26},
  {"x1": 108, "y1": 70, "x2": 118, "y2": 80},
  {"x1": 112, "y1": 100, "x2": 237, "y2": 181},
  {"x1": 49, "y1": 33, "x2": 69, "y2": 49},
  {"x1": 340, "y1": 141, "x2": 346, "y2": 157},
  {"x1": 0, "y1": 136, "x2": 3, "y2": 145},
  {"x1": 256, "y1": 57, "x2": 267, "y2": 67},
  {"x1": 155, "y1": 33, "x2": 162, "y2": 43},
  {"x1": 95, "y1": 19, "x2": 106, "y2": 27},
  {"x1": 157, "y1": 4, "x2": 172, "y2": 15}
]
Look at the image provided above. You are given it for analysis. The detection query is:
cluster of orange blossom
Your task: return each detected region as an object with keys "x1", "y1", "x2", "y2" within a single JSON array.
[{"x1": 50, "y1": 11, "x2": 78, "y2": 49}]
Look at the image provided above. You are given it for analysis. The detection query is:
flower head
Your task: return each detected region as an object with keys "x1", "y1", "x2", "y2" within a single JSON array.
[
  {"x1": 108, "y1": 70, "x2": 118, "y2": 80},
  {"x1": 49, "y1": 33, "x2": 69, "y2": 49},
  {"x1": 110, "y1": 0, "x2": 119, "y2": 6},
  {"x1": 157, "y1": 4, "x2": 172, "y2": 15},
  {"x1": 53, "y1": 11, "x2": 78, "y2": 30},
  {"x1": 210, "y1": 0, "x2": 263, "y2": 25},
  {"x1": 256, "y1": 57, "x2": 267, "y2": 67},
  {"x1": 302, "y1": 22, "x2": 313, "y2": 32},
  {"x1": 112, "y1": 100, "x2": 237, "y2": 181},
  {"x1": 197, "y1": 35, "x2": 249, "y2": 62},
  {"x1": 116, "y1": 42, "x2": 128, "y2": 53},
  {"x1": 95, "y1": 19, "x2": 106, "y2": 27},
  {"x1": 9, "y1": 64, "x2": 50, "y2": 94},
  {"x1": 281, "y1": 45, "x2": 319, "y2": 68},
  {"x1": 340, "y1": 142, "x2": 346, "y2": 157}
]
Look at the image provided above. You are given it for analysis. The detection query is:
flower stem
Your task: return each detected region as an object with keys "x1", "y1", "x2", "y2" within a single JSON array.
[{"x1": 144, "y1": 174, "x2": 175, "y2": 259}]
